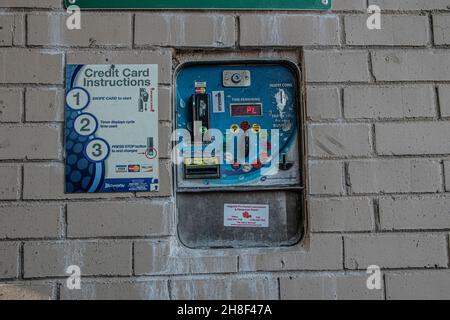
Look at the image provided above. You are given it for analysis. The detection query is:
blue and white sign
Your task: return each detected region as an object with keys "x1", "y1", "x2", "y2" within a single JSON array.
[{"x1": 65, "y1": 64, "x2": 159, "y2": 193}]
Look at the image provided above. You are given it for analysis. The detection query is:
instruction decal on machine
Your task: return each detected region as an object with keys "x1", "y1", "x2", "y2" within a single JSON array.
[
  {"x1": 64, "y1": 64, "x2": 159, "y2": 193},
  {"x1": 224, "y1": 204, "x2": 269, "y2": 228}
]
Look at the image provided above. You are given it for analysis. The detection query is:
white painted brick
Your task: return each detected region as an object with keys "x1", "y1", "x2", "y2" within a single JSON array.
[
  {"x1": 25, "y1": 88, "x2": 64, "y2": 122},
  {"x1": 333, "y1": 0, "x2": 367, "y2": 10},
  {"x1": 0, "y1": 88, "x2": 22, "y2": 123},
  {"x1": 0, "y1": 283, "x2": 54, "y2": 300},
  {"x1": 0, "y1": 14, "x2": 24, "y2": 46},
  {"x1": 380, "y1": 196, "x2": 450, "y2": 230},
  {"x1": 345, "y1": 233, "x2": 448, "y2": 269},
  {"x1": 310, "y1": 198, "x2": 375, "y2": 232},
  {"x1": 369, "y1": 0, "x2": 450, "y2": 10},
  {"x1": 67, "y1": 50, "x2": 172, "y2": 84},
  {"x1": 159, "y1": 122, "x2": 172, "y2": 159},
  {"x1": 280, "y1": 273, "x2": 383, "y2": 300},
  {"x1": 0, "y1": 125, "x2": 61, "y2": 160},
  {"x1": 434, "y1": 14, "x2": 450, "y2": 45},
  {"x1": 134, "y1": 241, "x2": 170, "y2": 275},
  {"x1": 12, "y1": 14, "x2": 25, "y2": 46},
  {"x1": 308, "y1": 124, "x2": 372, "y2": 158},
  {"x1": 305, "y1": 51, "x2": 370, "y2": 82},
  {"x1": 344, "y1": 86, "x2": 436, "y2": 119},
  {"x1": 348, "y1": 159, "x2": 442, "y2": 194},
  {"x1": 23, "y1": 241, "x2": 132, "y2": 278},
  {"x1": 159, "y1": 87, "x2": 171, "y2": 122},
  {"x1": 0, "y1": 0, "x2": 61, "y2": 8},
  {"x1": 28, "y1": 14, "x2": 132, "y2": 47},
  {"x1": 60, "y1": 280, "x2": 169, "y2": 300},
  {"x1": 309, "y1": 161, "x2": 345, "y2": 196},
  {"x1": 372, "y1": 50, "x2": 450, "y2": 81},
  {"x1": 306, "y1": 87, "x2": 341, "y2": 120},
  {"x1": 135, "y1": 14, "x2": 235, "y2": 47},
  {"x1": 229, "y1": 277, "x2": 278, "y2": 300},
  {"x1": 0, "y1": 14, "x2": 14, "y2": 46},
  {"x1": 134, "y1": 241, "x2": 238, "y2": 275},
  {"x1": 67, "y1": 201, "x2": 172, "y2": 238},
  {"x1": 0, "y1": 165, "x2": 20, "y2": 200},
  {"x1": 0, "y1": 49, "x2": 63, "y2": 84},
  {"x1": 239, "y1": 234, "x2": 343, "y2": 271},
  {"x1": 439, "y1": 85, "x2": 450, "y2": 117},
  {"x1": 0, "y1": 242, "x2": 19, "y2": 279},
  {"x1": 345, "y1": 15, "x2": 429, "y2": 46},
  {"x1": 445, "y1": 161, "x2": 450, "y2": 191},
  {"x1": 170, "y1": 278, "x2": 229, "y2": 299},
  {"x1": 240, "y1": 15, "x2": 340, "y2": 46},
  {"x1": 0, "y1": 205, "x2": 61, "y2": 239},
  {"x1": 386, "y1": 271, "x2": 450, "y2": 300},
  {"x1": 376, "y1": 122, "x2": 450, "y2": 155},
  {"x1": 171, "y1": 277, "x2": 278, "y2": 300}
]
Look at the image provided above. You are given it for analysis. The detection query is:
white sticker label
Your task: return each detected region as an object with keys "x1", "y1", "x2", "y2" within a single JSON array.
[
  {"x1": 212, "y1": 91, "x2": 225, "y2": 113},
  {"x1": 224, "y1": 204, "x2": 269, "y2": 228}
]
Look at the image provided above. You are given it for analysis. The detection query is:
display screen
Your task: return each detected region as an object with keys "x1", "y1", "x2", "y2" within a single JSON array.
[{"x1": 230, "y1": 104, "x2": 263, "y2": 117}]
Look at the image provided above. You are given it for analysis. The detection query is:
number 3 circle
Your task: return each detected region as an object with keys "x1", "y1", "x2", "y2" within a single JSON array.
[
  {"x1": 74, "y1": 113, "x2": 98, "y2": 136},
  {"x1": 85, "y1": 139, "x2": 110, "y2": 162}
]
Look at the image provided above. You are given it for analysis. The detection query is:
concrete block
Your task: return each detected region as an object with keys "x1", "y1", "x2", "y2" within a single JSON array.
[
  {"x1": 345, "y1": 233, "x2": 448, "y2": 269},
  {"x1": 310, "y1": 198, "x2": 375, "y2": 232},
  {"x1": 348, "y1": 159, "x2": 442, "y2": 194},
  {"x1": 0, "y1": 205, "x2": 61, "y2": 239},
  {"x1": 0, "y1": 88, "x2": 22, "y2": 123},
  {"x1": 135, "y1": 14, "x2": 235, "y2": 47},
  {"x1": 23, "y1": 241, "x2": 132, "y2": 278}
]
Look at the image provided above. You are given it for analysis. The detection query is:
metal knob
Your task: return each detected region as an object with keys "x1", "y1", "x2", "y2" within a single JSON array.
[{"x1": 231, "y1": 73, "x2": 242, "y2": 84}]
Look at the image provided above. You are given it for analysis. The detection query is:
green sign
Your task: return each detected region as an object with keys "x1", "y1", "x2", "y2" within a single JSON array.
[{"x1": 65, "y1": 0, "x2": 332, "y2": 10}]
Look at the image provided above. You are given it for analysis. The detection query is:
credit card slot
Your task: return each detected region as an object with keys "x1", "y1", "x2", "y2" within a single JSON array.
[{"x1": 185, "y1": 164, "x2": 220, "y2": 179}]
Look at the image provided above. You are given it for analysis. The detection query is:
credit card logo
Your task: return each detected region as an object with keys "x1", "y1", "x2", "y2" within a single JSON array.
[
  {"x1": 141, "y1": 165, "x2": 153, "y2": 173},
  {"x1": 128, "y1": 165, "x2": 141, "y2": 173},
  {"x1": 115, "y1": 165, "x2": 127, "y2": 173}
]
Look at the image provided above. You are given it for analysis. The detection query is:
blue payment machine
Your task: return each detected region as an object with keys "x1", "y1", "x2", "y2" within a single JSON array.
[{"x1": 174, "y1": 61, "x2": 305, "y2": 248}]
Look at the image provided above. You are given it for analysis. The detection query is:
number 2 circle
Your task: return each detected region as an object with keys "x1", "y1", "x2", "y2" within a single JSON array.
[
  {"x1": 74, "y1": 113, "x2": 98, "y2": 136},
  {"x1": 85, "y1": 139, "x2": 110, "y2": 162}
]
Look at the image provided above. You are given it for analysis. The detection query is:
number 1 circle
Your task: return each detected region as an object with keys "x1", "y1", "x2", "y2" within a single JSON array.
[{"x1": 67, "y1": 87, "x2": 90, "y2": 111}]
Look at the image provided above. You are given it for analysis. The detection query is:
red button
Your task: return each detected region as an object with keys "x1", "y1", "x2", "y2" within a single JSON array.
[
  {"x1": 231, "y1": 162, "x2": 241, "y2": 170},
  {"x1": 252, "y1": 160, "x2": 262, "y2": 169},
  {"x1": 240, "y1": 121, "x2": 250, "y2": 131}
]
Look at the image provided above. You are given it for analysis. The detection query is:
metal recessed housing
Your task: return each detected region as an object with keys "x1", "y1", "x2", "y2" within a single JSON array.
[{"x1": 174, "y1": 60, "x2": 306, "y2": 249}]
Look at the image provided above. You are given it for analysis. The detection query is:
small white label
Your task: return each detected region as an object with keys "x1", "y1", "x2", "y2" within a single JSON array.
[
  {"x1": 224, "y1": 204, "x2": 269, "y2": 228},
  {"x1": 212, "y1": 91, "x2": 225, "y2": 113}
]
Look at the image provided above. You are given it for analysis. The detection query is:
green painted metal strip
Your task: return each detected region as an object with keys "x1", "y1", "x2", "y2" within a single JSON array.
[{"x1": 65, "y1": 0, "x2": 332, "y2": 10}]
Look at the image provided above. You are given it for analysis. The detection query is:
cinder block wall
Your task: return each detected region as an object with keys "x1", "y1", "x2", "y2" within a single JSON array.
[{"x1": 0, "y1": 0, "x2": 450, "y2": 300}]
